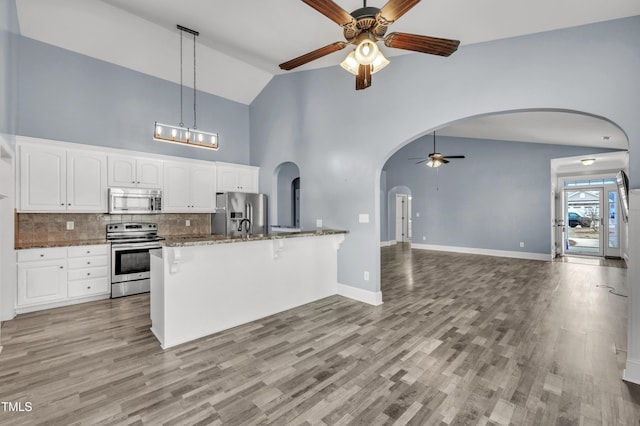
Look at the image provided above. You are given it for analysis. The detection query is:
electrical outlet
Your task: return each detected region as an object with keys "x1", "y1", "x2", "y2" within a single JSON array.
[
  {"x1": 66, "y1": 221, "x2": 74, "y2": 230},
  {"x1": 359, "y1": 213, "x2": 369, "y2": 223},
  {"x1": 185, "y1": 219, "x2": 191, "y2": 226},
  {"x1": 520, "y1": 242, "x2": 525, "y2": 248},
  {"x1": 316, "y1": 219, "x2": 323, "y2": 228},
  {"x1": 364, "y1": 271, "x2": 370, "y2": 281}
]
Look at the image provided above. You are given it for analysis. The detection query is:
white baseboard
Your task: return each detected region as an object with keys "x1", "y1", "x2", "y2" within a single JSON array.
[
  {"x1": 15, "y1": 294, "x2": 111, "y2": 315},
  {"x1": 337, "y1": 283, "x2": 383, "y2": 306},
  {"x1": 411, "y1": 243, "x2": 552, "y2": 261},
  {"x1": 623, "y1": 358, "x2": 640, "y2": 385},
  {"x1": 380, "y1": 240, "x2": 396, "y2": 247}
]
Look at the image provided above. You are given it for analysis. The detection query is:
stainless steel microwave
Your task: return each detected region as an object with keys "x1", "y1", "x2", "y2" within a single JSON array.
[{"x1": 108, "y1": 188, "x2": 162, "y2": 214}]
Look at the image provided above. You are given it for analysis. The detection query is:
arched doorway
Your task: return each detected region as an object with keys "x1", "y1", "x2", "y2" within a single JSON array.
[{"x1": 273, "y1": 162, "x2": 301, "y2": 229}]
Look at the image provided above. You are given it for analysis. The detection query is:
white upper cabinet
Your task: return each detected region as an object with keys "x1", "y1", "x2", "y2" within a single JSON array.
[
  {"x1": 67, "y1": 150, "x2": 107, "y2": 211},
  {"x1": 107, "y1": 156, "x2": 163, "y2": 189},
  {"x1": 19, "y1": 144, "x2": 67, "y2": 211},
  {"x1": 163, "y1": 161, "x2": 215, "y2": 213},
  {"x1": 216, "y1": 163, "x2": 259, "y2": 193},
  {"x1": 19, "y1": 144, "x2": 107, "y2": 212}
]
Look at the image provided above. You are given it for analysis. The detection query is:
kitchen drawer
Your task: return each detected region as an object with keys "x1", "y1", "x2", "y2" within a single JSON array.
[
  {"x1": 68, "y1": 244, "x2": 109, "y2": 258},
  {"x1": 17, "y1": 247, "x2": 67, "y2": 262},
  {"x1": 68, "y1": 266, "x2": 109, "y2": 281},
  {"x1": 67, "y1": 256, "x2": 109, "y2": 270},
  {"x1": 67, "y1": 277, "x2": 109, "y2": 298}
]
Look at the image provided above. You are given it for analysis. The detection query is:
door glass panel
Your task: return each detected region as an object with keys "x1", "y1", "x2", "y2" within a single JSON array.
[
  {"x1": 564, "y1": 189, "x2": 602, "y2": 255},
  {"x1": 608, "y1": 190, "x2": 619, "y2": 249}
]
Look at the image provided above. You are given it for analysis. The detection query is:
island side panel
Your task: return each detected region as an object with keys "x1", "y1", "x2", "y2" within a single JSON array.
[
  {"x1": 161, "y1": 234, "x2": 343, "y2": 348},
  {"x1": 149, "y1": 248, "x2": 165, "y2": 346}
]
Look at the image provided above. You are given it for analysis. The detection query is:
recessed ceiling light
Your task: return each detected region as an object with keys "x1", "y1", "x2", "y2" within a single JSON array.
[{"x1": 581, "y1": 158, "x2": 596, "y2": 166}]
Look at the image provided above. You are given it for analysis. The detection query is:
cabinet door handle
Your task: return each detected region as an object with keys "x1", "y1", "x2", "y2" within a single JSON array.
[
  {"x1": 87, "y1": 286, "x2": 91, "y2": 290},
  {"x1": 61, "y1": 203, "x2": 64, "y2": 206},
  {"x1": 40, "y1": 254, "x2": 44, "y2": 257},
  {"x1": 87, "y1": 272, "x2": 91, "y2": 276},
  {"x1": 87, "y1": 261, "x2": 91, "y2": 265},
  {"x1": 137, "y1": 181, "x2": 141, "y2": 184},
  {"x1": 59, "y1": 266, "x2": 63, "y2": 269}
]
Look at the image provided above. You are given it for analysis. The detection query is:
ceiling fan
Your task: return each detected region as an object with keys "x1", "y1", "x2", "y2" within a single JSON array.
[
  {"x1": 410, "y1": 131, "x2": 465, "y2": 167},
  {"x1": 279, "y1": 0, "x2": 460, "y2": 90}
]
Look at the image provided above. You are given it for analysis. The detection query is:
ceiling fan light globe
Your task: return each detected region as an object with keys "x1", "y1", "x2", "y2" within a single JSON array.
[
  {"x1": 355, "y1": 39, "x2": 379, "y2": 65},
  {"x1": 340, "y1": 51, "x2": 359, "y2": 75},
  {"x1": 371, "y1": 51, "x2": 389, "y2": 74}
]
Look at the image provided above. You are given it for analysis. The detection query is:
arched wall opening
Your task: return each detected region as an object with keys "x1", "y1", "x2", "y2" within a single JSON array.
[
  {"x1": 272, "y1": 161, "x2": 301, "y2": 229},
  {"x1": 378, "y1": 108, "x2": 630, "y2": 291}
]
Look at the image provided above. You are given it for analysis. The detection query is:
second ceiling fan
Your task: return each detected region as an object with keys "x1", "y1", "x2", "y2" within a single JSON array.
[
  {"x1": 410, "y1": 131, "x2": 465, "y2": 168},
  {"x1": 279, "y1": 0, "x2": 460, "y2": 90}
]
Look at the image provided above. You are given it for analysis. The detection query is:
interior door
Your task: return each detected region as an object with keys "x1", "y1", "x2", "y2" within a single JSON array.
[
  {"x1": 395, "y1": 194, "x2": 410, "y2": 243},
  {"x1": 563, "y1": 188, "x2": 604, "y2": 256}
]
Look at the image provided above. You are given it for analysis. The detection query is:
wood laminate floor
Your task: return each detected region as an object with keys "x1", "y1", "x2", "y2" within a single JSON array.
[{"x1": 1, "y1": 244, "x2": 639, "y2": 425}]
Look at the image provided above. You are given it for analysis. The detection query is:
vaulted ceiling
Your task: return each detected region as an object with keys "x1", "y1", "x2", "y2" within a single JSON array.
[{"x1": 14, "y1": 1, "x2": 640, "y2": 148}]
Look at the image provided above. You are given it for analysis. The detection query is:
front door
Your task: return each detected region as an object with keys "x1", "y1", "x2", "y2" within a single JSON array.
[{"x1": 563, "y1": 188, "x2": 603, "y2": 256}]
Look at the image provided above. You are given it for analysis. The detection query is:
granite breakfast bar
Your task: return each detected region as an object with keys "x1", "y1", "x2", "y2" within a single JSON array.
[{"x1": 150, "y1": 230, "x2": 347, "y2": 349}]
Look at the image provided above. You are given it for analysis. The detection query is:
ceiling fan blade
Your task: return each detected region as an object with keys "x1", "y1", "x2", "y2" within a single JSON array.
[
  {"x1": 356, "y1": 64, "x2": 372, "y2": 90},
  {"x1": 408, "y1": 157, "x2": 427, "y2": 160},
  {"x1": 379, "y1": 0, "x2": 421, "y2": 22},
  {"x1": 385, "y1": 32, "x2": 460, "y2": 57},
  {"x1": 415, "y1": 159, "x2": 428, "y2": 165},
  {"x1": 302, "y1": 0, "x2": 356, "y2": 26},
  {"x1": 279, "y1": 42, "x2": 347, "y2": 70},
  {"x1": 441, "y1": 159, "x2": 450, "y2": 164},
  {"x1": 442, "y1": 155, "x2": 465, "y2": 159}
]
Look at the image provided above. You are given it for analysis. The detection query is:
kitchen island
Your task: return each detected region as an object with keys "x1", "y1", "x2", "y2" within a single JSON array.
[{"x1": 150, "y1": 230, "x2": 347, "y2": 349}]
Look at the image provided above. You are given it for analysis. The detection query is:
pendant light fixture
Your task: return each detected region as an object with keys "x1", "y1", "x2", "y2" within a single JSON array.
[{"x1": 154, "y1": 25, "x2": 219, "y2": 150}]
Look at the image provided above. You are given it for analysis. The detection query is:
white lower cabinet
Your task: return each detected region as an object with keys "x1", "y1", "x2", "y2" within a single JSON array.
[
  {"x1": 67, "y1": 245, "x2": 110, "y2": 299},
  {"x1": 17, "y1": 248, "x2": 67, "y2": 307},
  {"x1": 16, "y1": 244, "x2": 110, "y2": 312}
]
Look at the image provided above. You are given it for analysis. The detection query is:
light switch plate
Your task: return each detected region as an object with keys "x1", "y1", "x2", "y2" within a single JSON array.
[
  {"x1": 66, "y1": 221, "x2": 74, "y2": 230},
  {"x1": 359, "y1": 214, "x2": 369, "y2": 223},
  {"x1": 316, "y1": 219, "x2": 323, "y2": 228}
]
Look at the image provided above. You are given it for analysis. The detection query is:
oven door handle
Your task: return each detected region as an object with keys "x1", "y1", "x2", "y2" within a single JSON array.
[{"x1": 112, "y1": 242, "x2": 162, "y2": 250}]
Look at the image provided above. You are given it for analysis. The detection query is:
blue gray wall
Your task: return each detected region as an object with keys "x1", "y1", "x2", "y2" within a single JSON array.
[
  {"x1": 251, "y1": 17, "x2": 640, "y2": 293},
  {"x1": 382, "y1": 135, "x2": 618, "y2": 254},
  {"x1": 17, "y1": 37, "x2": 250, "y2": 164},
  {"x1": 0, "y1": 0, "x2": 19, "y2": 140}
]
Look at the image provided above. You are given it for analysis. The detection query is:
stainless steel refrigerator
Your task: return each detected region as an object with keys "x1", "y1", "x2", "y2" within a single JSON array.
[{"x1": 212, "y1": 192, "x2": 268, "y2": 237}]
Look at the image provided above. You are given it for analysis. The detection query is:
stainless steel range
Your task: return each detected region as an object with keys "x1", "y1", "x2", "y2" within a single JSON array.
[{"x1": 107, "y1": 222, "x2": 165, "y2": 298}]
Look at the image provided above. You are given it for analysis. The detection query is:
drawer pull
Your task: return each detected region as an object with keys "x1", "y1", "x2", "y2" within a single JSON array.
[
  {"x1": 87, "y1": 286, "x2": 91, "y2": 290},
  {"x1": 40, "y1": 254, "x2": 44, "y2": 257},
  {"x1": 59, "y1": 266, "x2": 63, "y2": 269},
  {"x1": 87, "y1": 261, "x2": 91, "y2": 265},
  {"x1": 86, "y1": 250, "x2": 91, "y2": 254},
  {"x1": 87, "y1": 272, "x2": 91, "y2": 276}
]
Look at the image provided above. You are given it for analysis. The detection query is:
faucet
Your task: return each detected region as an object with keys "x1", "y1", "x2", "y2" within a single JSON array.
[{"x1": 237, "y1": 218, "x2": 252, "y2": 239}]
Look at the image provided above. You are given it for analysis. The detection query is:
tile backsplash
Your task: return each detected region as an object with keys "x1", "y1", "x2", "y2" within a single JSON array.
[{"x1": 16, "y1": 213, "x2": 211, "y2": 245}]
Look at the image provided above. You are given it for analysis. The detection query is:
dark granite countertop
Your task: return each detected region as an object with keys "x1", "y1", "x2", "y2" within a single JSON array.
[
  {"x1": 162, "y1": 229, "x2": 348, "y2": 247},
  {"x1": 15, "y1": 239, "x2": 110, "y2": 250}
]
